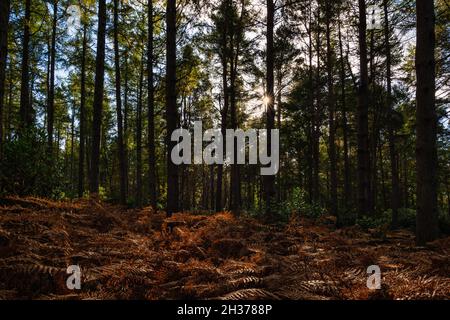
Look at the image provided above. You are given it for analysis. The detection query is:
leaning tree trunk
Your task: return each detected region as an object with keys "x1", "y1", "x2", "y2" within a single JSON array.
[
  {"x1": 357, "y1": 0, "x2": 371, "y2": 218},
  {"x1": 166, "y1": 0, "x2": 179, "y2": 217},
  {"x1": 113, "y1": 0, "x2": 127, "y2": 205},
  {"x1": 415, "y1": 0, "x2": 439, "y2": 245},
  {"x1": 89, "y1": 0, "x2": 107, "y2": 195},
  {"x1": 0, "y1": 0, "x2": 10, "y2": 158}
]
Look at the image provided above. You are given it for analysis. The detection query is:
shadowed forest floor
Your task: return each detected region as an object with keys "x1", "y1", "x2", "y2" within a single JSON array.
[{"x1": 0, "y1": 197, "x2": 449, "y2": 300}]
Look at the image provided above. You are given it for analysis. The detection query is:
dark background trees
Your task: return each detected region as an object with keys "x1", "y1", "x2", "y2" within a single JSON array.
[{"x1": 0, "y1": 0, "x2": 448, "y2": 245}]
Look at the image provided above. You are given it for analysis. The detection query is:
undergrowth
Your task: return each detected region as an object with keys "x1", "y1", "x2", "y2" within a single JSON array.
[{"x1": 0, "y1": 196, "x2": 449, "y2": 300}]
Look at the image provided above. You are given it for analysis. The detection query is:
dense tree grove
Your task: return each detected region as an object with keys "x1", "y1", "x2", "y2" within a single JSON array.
[{"x1": 0, "y1": 0, "x2": 449, "y2": 245}]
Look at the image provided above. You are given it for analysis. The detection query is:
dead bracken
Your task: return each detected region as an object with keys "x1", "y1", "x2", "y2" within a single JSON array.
[{"x1": 0, "y1": 196, "x2": 449, "y2": 300}]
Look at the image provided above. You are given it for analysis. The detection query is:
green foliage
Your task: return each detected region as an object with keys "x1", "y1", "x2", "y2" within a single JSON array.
[
  {"x1": 277, "y1": 187, "x2": 325, "y2": 221},
  {"x1": 0, "y1": 131, "x2": 64, "y2": 199},
  {"x1": 357, "y1": 215, "x2": 391, "y2": 230},
  {"x1": 357, "y1": 208, "x2": 417, "y2": 230}
]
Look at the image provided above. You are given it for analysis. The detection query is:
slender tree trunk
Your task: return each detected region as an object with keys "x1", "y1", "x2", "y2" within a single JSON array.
[
  {"x1": 276, "y1": 66, "x2": 282, "y2": 203},
  {"x1": 382, "y1": 0, "x2": 401, "y2": 228},
  {"x1": 264, "y1": 0, "x2": 275, "y2": 218},
  {"x1": 210, "y1": 165, "x2": 215, "y2": 210},
  {"x1": 70, "y1": 105, "x2": 75, "y2": 193},
  {"x1": 338, "y1": 17, "x2": 351, "y2": 209},
  {"x1": 19, "y1": 0, "x2": 31, "y2": 132},
  {"x1": 113, "y1": 0, "x2": 127, "y2": 205},
  {"x1": 0, "y1": 0, "x2": 9, "y2": 159},
  {"x1": 216, "y1": 2, "x2": 229, "y2": 212},
  {"x1": 326, "y1": 2, "x2": 337, "y2": 217},
  {"x1": 357, "y1": 0, "x2": 371, "y2": 218},
  {"x1": 47, "y1": 0, "x2": 57, "y2": 153},
  {"x1": 136, "y1": 53, "x2": 144, "y2": 208},
  {"x1": 78, "y1": 24, "x2": 87, "y2": 198},
  {"x1": 307, "y1": 5, "x2": 314, "y2": 204},
  {"x1": 313, "y1": 6, "x2": 321, "y2": 204},
  {"x1": 166, "y1": 0, "x2": 179, "y2": 217},
  {"x1": 89, "y1": 0, "x2": 107, "y2": 195},
  {"x1": 147, "y1": 0, "x2": 157, "y2": 209},
  {"x1": 124, "y1": 53, "x2": 129, "y2": 198},
  {"x1": 415, "y1": 0, "x2": 439, "y2": 245},
  {"x1": 446, "y1": 178, "x2": 450, "y2": 217}
]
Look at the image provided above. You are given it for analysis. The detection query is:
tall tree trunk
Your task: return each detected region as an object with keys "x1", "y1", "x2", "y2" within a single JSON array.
[
  {"x1": 0, "y1": 0, "x2": 9, "y2": 158},
  {"x1": 70, "y1": 105, "x2": 75, "y2": 193},
  {"x1": 166, "y1": 0, "x2": 179, "y2": 217},
  {"x1": 326, "y1": 2, "x2": 337, "y2": 217},
  {"x1": 124, "y1": 53, "x2": 129, "y2": 198},
  {"x1": 383, "y1": 0, "x2": 400, "y2": 228},
  {"x1": 48, "y1": 0, "x2": 57, "y2": 153},
  {"x1": 113, "y1": 0, "x2": 127, "y2": 205},
  {"x1": 89, "y1": 0, "x2": 107, "y2": 195},
  {"x1": 338, "y1": 17, "x2": 351, "y2": 209},
  {"x1": 313, "y1": 6, "x2": 321, "y2": 204},
  {"x1": 78, "y1": 24, "x2": 87, "y2": 198},
  {"x1": 136, "y1": 53, "x2": 144, "y2": 208},
  {"x1": 276, "y1": 65, "x2": 282, "y2": 203},
  {"x1": 415, "y1": 0, "x2": 439, "y2": 245},
  {"x1": 210, "y1": 165, "x2": 215, "y2": 210},
  {"x1": 357, "y1": 0, "x2": 371, "y2": 218},
  {"x1": 264, "y1": 0, "x2": 275, "y2": 217},
  {"x1": 215, "y1": 2, "x2": 229, "y2": 213},
  {"x1": 229, "y1": 1, "x2": 241, "y2": 214},
  {"x1": 147, "y1": 0, "x2": 157, "y2": 209},
  {"x1": 307, "y1": 5, "x2": 314, "y2": 204},
  {"x1": 19, "y1": 0, "x2": 31, "y2": 132}
]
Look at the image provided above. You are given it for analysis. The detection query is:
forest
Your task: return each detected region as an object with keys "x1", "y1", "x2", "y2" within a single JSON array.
[{"x1": 0, "y1": 0, "x2": 449, "y2": 300}]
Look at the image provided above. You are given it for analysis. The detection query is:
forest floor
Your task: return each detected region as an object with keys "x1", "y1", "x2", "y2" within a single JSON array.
[{"x1": 0, "y1": 196, "x2": 449, "y2": 300}]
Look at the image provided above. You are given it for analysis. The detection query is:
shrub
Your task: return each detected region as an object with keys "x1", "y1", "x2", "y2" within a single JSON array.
[{"x1": 0, "y1": 130, "x2": 64, "y2": 198}]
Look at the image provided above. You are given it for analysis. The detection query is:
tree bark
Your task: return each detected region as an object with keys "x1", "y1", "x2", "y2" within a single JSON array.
[
  {"x1": 136, "y1": 53, "x2": 144, "y2": 208},
  {"x1": 19, "y1": 0, "x2": 31, "y2": 132},
  {"x1": 78, "y1": 24, "x2": 87, "y2": 198},
  {"x1": 166, "y1": 0, "x2": 179, "y2": 216},
  {"x1": 147, "y1": 0, "x2": 157, "y2": 209},
  {"x1": 215, "y1": 1, "x2": 230, "y2": 213},
  {"x1": 338, "y1": 17, "x2": 351, "y2": 209},
  {"x1": 357, "y1": 0, "x2": 371, "y2": 218},
  {"x1": 47, "y1": 0, "x2": 58, "y2": 153},
  {"x1": 326, "y1": 2, "x2": 337, "y2": 217},
  {"x1": 307, "y1": 5, "x2": 314, "y2": 204},
  {"x1": 0, "y1": 0, "x2": 9, "y2": 158},
  {"x1": 313, "y1": 6, "x2": 321, "y2": 205},
  {"x1": 113, "y1": 0, "x2": 127, "y2": 205},
  {"x1": 415, "y1": 0, "x2": 439, "y2": 245},
  {"x1": 383, "y1": 0, "x2": 400, "y2": 228},
  {"x1": 229, "y1": 0, "x2": 244, "y2": 214},
  {"x1": 89, "y1": 0, "x2": 107, "y2": 195},
  {"x1": 265, "y1": 0, "x2": 275, "y2": 217}
]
